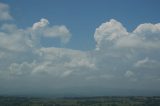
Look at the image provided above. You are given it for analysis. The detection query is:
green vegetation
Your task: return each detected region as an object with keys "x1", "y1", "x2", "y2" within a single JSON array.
[{"x1": 0, "y1": 96, "x2": 160, "y2": 106}]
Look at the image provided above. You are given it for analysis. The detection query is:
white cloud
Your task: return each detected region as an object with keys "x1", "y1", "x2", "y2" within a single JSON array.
[
  {"x1": 6, "y1": 47, "x2": 95, "y2": 78},
  {"x1": 37, "y1": 47, "x2": 95, "y2": 70},
  {"x1": 94, "y1": 19, "x2": 128, "y2": 50},
  {"x1": 115, "y1": 35, "x2": 160, "y2": 49},
  {"x1": 93, "y1": 19, "x2": 160, "y2": 83},
  {"x1": 94, "y1": 19, "x2": 160, "y2": 50},
  {"x1": 0, "y1": 18, "x2": 71, "y2": 52},
  {"x1": 32, "y1": 18, "x2": 71, "y2": 43},
  {"x1": 133, "y1": 23, "x2": 160, "y2": 39},
  {"x1": 32, "y1": 18, "x2": 49, "y2": 30},
  {"x1": 0, "y1": 2, "x2": 12, "y2": 20},
  {"x1": 0, "y1": 3, "x2": 160, "y2": 95},
  {"x1": 0, "y1": 18, "x2": 160, "y2": 83},
  {"x1": 43, "y1": 25, "x2": 71, "y2": 43},
  {"x1": 0, "y1": 24, "x2": 30, "y2": 52}
]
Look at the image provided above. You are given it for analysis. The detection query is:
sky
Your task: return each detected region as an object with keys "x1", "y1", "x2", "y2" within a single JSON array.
[{"x1": 0, "y1": 0, "x2": 160, "y2": 97}]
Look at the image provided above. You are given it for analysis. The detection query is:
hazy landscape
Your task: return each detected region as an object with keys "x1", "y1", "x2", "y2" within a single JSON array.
[{"x1": 0, "y1": 96, "x2": 160, "y2": 106}]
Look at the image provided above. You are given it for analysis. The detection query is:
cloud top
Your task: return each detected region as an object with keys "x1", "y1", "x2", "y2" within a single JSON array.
[
  {"x1": 32, "y1": 18, "x2": 49, "y2": 30},
  {"x1": 94, "y1": 19, "x2": 160, "y2": 50}
]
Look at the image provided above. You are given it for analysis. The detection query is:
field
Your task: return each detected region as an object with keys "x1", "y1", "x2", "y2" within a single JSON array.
[{"x1": 0, "y1": 96, "x2": 160, "y2": 106}]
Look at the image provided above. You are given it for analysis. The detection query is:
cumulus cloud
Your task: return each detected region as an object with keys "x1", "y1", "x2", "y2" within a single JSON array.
[
  {"x1": 93, "y1": 19, "x2": 160, "y2": 83},
  {"x1": 116, "y1": 23, "x2": 160, "y2": 49},
  {"x1": 32, "y1": 18, "x2": 71, "y2": 43},
  {"x1": 37, "y1": 47, "x2": 95, "y2": 71},
  {"x1": 6, "y1": 47, "x2": 95, "y2": 78},
  {"x1": 94, "y1": 19, "x2": 160, "y2": 50},
  {"x1": 0, "y1": 24, "x2": 30, "y2": 52},
  {"x1": 32, "y1": 18, "x2": 49, "y2": 30},
  {"x1": 1, "y1": 18, "x2": 160, "y2": 95},
  {"x1": 0, "y1": 2, "x2": 12, "y2": 20},
  {"x1": 94, "y1": 19, "x2": 128, "y2": 50},
  {"x1": 0, "y1": 18, "x2": 71, "y2": 52},
  {"x1": 0, "y1": 3, "x2": 160, "y2": 96},
  {"x1": 43, "y1": 25, "x2": 71, "y2": 43}
]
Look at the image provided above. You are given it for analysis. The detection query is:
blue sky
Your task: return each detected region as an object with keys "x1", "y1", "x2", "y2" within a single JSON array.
[
  {"x1": 1, "y1": 0, "x2": 160, "y2": 50},
  {"x1": 0, "y1": 0, "x2": 160, "y2": 96}
]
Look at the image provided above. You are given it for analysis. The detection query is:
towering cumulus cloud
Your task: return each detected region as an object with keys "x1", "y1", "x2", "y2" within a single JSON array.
[
  {"x1": 0, "y1": 2, "x2": 160, "y2": 96},
  {"x1": 94, "y1": 19, "x2": 160, "y2": 50},
  {"x1": 94, "y1": 19, "x2": 128, "y2": 50},
  {"x1": 93, "y1": 19, "x2": 160, "y2": 86}
]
